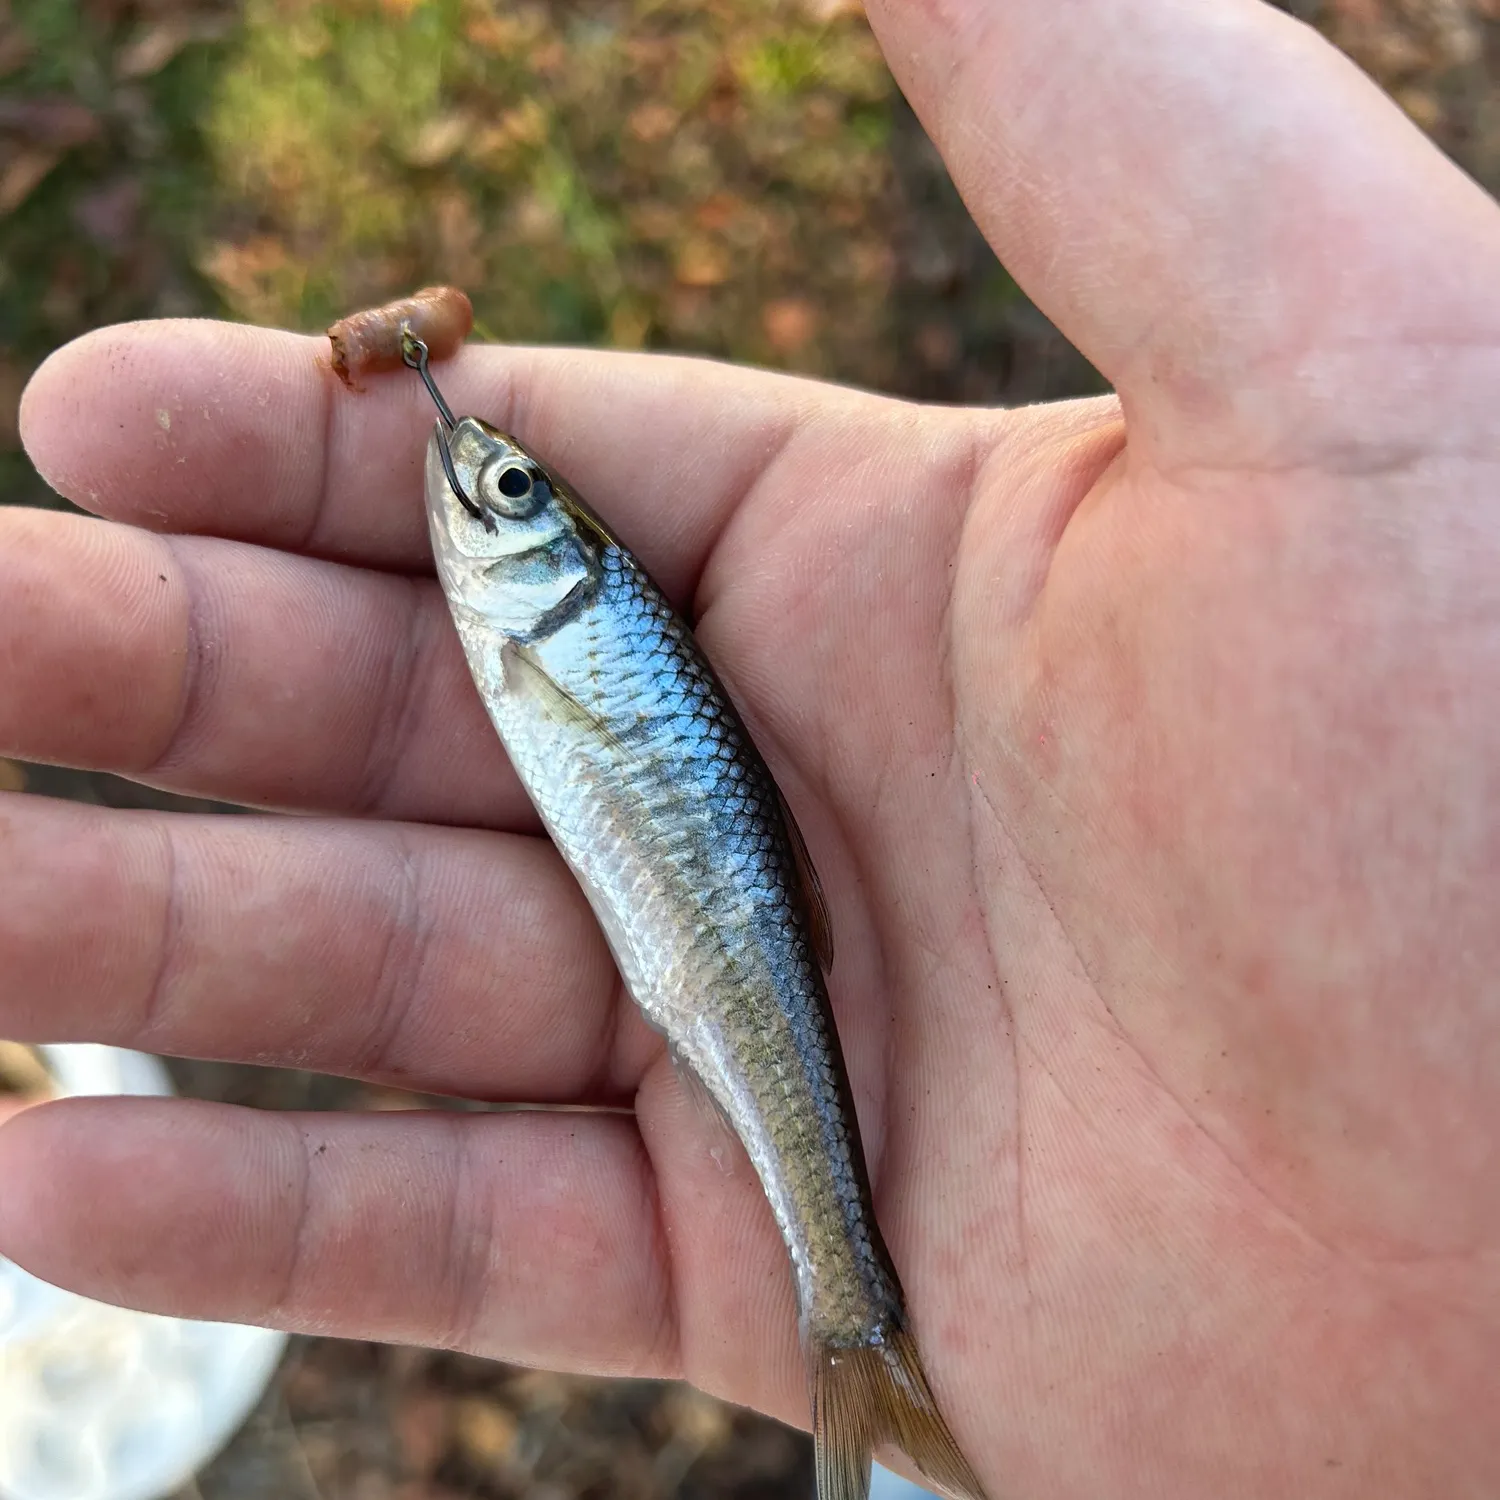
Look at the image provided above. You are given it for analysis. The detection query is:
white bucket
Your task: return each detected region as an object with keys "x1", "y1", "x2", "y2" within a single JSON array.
[{"x1": 0, "y1": 1046, "x2": 287, "y2": 1500}]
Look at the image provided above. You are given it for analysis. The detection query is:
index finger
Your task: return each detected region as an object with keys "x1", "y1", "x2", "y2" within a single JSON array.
[{"x1": 18, "y1": 321, "x2": 857, "y2": 596}]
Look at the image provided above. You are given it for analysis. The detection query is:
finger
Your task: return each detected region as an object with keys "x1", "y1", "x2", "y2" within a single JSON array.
[
  {"x1": 868, "y1": 0, "x2": 1500, "y2": 465},
  {"x1": 19, "y1": 320, "x2": 861, "y2": 591},
  {"x1": 0, "y1": 1099, "x2": 677, "y2": 1379},
  {"x1": 0, "y1": 1092, "x2": 806, "y2": 1421},
  {"x1": 0, "y1": 793, "x2": 653, "y2": 1103},
  {"x1": 0, "y1": 505, "x2": 528, "y2": 825}
]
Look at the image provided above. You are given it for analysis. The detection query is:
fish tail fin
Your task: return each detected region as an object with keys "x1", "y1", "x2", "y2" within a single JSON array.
[{"x1": 811, "y1": 1329, "x2": 987, "y2": 1500}]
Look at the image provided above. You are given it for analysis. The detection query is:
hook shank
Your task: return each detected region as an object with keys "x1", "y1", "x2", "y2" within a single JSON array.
[{"x1": 401, "y1": 331, "x2": 493, "y2": 529}]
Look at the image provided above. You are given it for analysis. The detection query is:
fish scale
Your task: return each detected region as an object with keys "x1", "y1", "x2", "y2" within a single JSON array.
[
  {"x1": 420, "y1": 392, "x2": 985, "y2": 1500},
  {"x1": 457, "y1": 542, "x2": 892, "y2": 1342}
]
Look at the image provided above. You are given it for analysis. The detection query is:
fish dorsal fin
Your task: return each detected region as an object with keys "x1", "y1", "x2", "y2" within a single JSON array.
[
  {"x1": 777, "y1": 787, "x2": 834, "y2": 972},
  {"x1": 500, "y1": 639, "x2": 627, "y2": 752}
]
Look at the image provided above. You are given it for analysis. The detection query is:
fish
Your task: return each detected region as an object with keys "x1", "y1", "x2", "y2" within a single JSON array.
[{"x1": 412, "y1": 343, "x2": 986, "y2": 1500}]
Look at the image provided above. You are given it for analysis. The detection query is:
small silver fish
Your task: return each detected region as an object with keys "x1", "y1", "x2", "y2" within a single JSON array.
[{"x1": 409, "y1": 340, "x2": 985, "y2": 1500}]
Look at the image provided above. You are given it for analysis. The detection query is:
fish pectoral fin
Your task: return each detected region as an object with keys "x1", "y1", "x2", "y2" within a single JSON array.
[
  {"x1": 811, "y1": 1329, "x2": 987, "y2": 1500},
  {"x1": 777, "y1": 788, "x2": 834, "y2": 972},
  {"x1": 501, "y1": 640, "x2": 627, "y2": 752}
]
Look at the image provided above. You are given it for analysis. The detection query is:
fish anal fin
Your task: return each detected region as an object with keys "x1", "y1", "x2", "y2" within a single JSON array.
[
  {"x1": 501, "y1": 640, "x2": 626, "y2": 752},
  {"x1": 777, "y1": 788, "x2": 834, "y2": 972},
  {"x1": 662, "y1": 1041, "x2": 746, "y2": 1174},
  {"x1": 811, "y1": 1330, "x2": 986, "y2": 1500}
]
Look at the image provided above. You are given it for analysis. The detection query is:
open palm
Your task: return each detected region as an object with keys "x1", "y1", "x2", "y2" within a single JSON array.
[{"x1": 5, "y1": 3, "x2": 1500, "y2": 1496}]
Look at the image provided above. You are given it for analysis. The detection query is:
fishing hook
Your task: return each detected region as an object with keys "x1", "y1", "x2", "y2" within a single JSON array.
[{"x1": 401, "y1": 331, "x2": 495, "y2": 531}]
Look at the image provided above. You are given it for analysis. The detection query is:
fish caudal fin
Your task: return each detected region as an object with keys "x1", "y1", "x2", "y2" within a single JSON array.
[{"x1": 811, "y1": 1330, "x2": 987, "y2": 1500}]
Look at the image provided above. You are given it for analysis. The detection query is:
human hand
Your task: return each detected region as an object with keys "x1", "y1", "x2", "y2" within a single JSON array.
[{"x1": 4, "y1": 1, "x2": 1500, "y2": 1495}]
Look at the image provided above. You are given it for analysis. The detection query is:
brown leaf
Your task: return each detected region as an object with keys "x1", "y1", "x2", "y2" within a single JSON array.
[
  {"x1": 462, "y1": 10, "x2": 547, "y2": 56},
  {"x1": 1395, "y1": 84, "x2": 1443, "y2": 132},
  {"x1": 530, "y1": 38, "x2": 566, "y2": 76},
  {"x1": 404, "y1": 112, "x2": 471, "y2": 168},
  {"x1": 762, "y1": 295, "x2": 819, "y2": 354},
  {"x1": 674, "y1": 234, "x2": 730, "y2": 288},
  {"x1": 0, "y1": 97, "x2": 100, "y2": 148},
  {"x1": 198, "y1": 235, "x2": 305, "y2": 324},
  {"x1": 116, "y1": 12, "x2": 232, "y2": 78},
  {"x1": 693, "y1": 191, "x2": 743, "y2": 232},
  {"x1": 394, "y1": 1392, "x2": 450, "y2": 1476},
  {"x1": 432, "y1": 188, "x2": 483, "y2": 286},
  {"x1": 453, "y1": 1398, "x2": 517, "y2": 1465},
  {"x1": 117, "y1": 19, "x2": 186, "y2": 78},
  {"x1": 0, "y1": 26, "x2": 32, "y2": 79},
  {"x1": 658, "y1": 1386, "x2": 732, "y2": 1449},
  {"x1": 466, "y1": 101, "x2": 548, "y2": 166},
  {"x1": 626, "y1": 200, "x2": 677, "y2": 243},
  {"x1": 0, "y1": 146, "x2": 62, "y2": 215},
  {"x1": 628, "y1": 101, "x2": 679, "y2": 143},
  {"x1": 913, "y1": 319, "x2": 960, "y2": 371}
]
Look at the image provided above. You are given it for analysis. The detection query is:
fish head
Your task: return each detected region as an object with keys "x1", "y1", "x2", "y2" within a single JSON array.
[{"x1": 425, "y1": 416, "x2": 602, "y2": 634}]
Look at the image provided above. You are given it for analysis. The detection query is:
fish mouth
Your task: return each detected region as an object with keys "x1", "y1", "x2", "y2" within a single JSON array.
[{"x1": 428, "y1": 421, "x2": 495, "y2": 531}]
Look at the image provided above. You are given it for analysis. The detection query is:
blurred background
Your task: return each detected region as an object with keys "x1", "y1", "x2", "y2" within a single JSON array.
[{"x1": 1, "y1": 0, "x2": 1498, "y2": 1495}]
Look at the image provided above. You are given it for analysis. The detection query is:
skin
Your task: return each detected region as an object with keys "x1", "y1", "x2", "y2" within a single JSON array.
[{"x1": 2, "y1": 0, "x2": 1499, "y2": 1493}]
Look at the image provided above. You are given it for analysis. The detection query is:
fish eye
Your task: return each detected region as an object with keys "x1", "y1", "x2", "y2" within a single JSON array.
[
  {"x1": 496, "y1": 465, "x2": 531, "y2": 500},
  {"x1": 479, "y1": 457, "x2": 544, "y2": 519}
]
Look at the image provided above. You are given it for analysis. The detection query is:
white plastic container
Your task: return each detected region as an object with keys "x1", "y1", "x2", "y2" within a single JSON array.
[
  {"x1": 0, "y1": 1046, "x2": 286, "y2": 1500},
  {"x1": 870, "y1": 1465, "x2": 943, "y2": 1500}
]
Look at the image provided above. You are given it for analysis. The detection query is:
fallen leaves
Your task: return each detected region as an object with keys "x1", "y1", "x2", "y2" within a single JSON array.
[
  {"x1": 198, "y1": 235, "x2": 307, "y2": 326},
  {"x1": 196, "y1": 0, "x2": 897, "y2": 375},
  {"x1": 761, "y1": 295, "x2": 819, "y2": 354},
  {"x1": 0, "y1": 148, "x2": 60, "y2": 214},
  {"x1": 0, "y1": 95, "x2": 101, "y2": 214},
  {"x1": 673, "y1": 233, "x2": 731, "y2": 287},
  {"x1": 452, "y1": 1398, "x2": 519, "y2": 1466},
  {"x1": 0, "y1": 23, "x2": 30, "y2": 79},
  {"x1": 627, "y1": 100, "x2": 679, "y2": 143},
  {"x1": 404, "y1": 112, "x2": 473, "y2": 169},
  {"x1": 115, "y1": 12, "x2": 232, "y2": 81}
]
